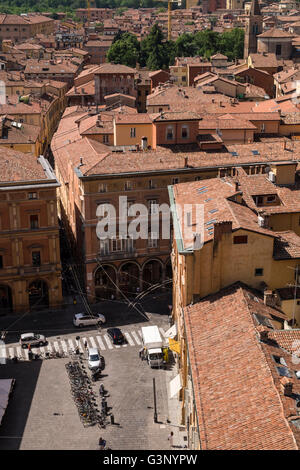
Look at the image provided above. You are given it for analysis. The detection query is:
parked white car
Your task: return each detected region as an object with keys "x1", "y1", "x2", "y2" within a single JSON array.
[
  {"x1": 88, "y1": 347, "x2": 101, "y2": 370},
  {"x1": 73, "y1": 313, "x2": 106, "y2": 328},
  {"x1": 19, "y1": 333, "x2": 47, "y2": 349}
]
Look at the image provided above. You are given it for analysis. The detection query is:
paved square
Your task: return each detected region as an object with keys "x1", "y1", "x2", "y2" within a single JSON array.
[{"x1": 0, "y1": 337, "x2": 184, "y2": 450}]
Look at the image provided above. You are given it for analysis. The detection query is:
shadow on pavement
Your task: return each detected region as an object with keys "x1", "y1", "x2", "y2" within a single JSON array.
[{"x1": 0, "y1": 360, "x2": 42, "y2": 450}]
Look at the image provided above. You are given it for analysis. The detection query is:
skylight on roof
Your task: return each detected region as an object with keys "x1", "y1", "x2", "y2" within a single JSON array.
[
  {"x1": 205, "y1": 219, "x2": 217, "y2": 225},
  {"x1": 252, "y1": 150, "x2": 260, "y2": 156},
  {"x1": 254, "y1": 313, "x2": 274, "y2": 329},
  {"x1": 273, "y1": 355, "x2": 287, "y2": 367},
  {"x1": 277, "y1": 366, "x2": 292, "y2": 378},
  {"x1": 230, "y1": 151, "x2": 238, "y2": 157}
]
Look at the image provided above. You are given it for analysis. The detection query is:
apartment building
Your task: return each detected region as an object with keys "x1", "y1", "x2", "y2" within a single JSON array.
[
  {"x1": 0, "y1": 14, "x2": 54, "y2": 43},
  {"x1": 52, "y1": 104, "x2": 300, "y2": 302},
  {"x1": 0, "y1": 150, "x2": 62, "y2": 314}
]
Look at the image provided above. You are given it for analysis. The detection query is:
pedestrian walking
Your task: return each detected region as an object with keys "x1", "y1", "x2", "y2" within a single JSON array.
[
  {"x1": 168, "y1": 431, "x2": 174, "y2": 448},
  {"x1": 28, "y1": 343, "x2": 31, "y2": 352},
  {"x1": 84, "y1": 340, "x2": 88, "y2": 351},
  {"x1": 98, "y1": 437, "x2": 106, "y2": 450}
]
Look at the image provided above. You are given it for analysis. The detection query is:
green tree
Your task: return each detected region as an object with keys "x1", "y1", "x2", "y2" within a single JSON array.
[{"x1": 107, "y1": 32, "x2": 140, "y2": 68}]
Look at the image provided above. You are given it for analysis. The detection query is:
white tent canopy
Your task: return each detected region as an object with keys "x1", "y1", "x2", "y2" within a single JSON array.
[
  {"x1": 164, "y1": 323, "x2": 177, "y2": 339},
  {"x1": 169, "y1": 373, "x2": 182, "y2": 398}
]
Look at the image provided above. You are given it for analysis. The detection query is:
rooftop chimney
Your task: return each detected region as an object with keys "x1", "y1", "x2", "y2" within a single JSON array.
[
  {"x1": 213, "y1": 221, "x2": 232, "y2": 243},
  {"x1": 280, "y1": 377, "x2": 293, "y2": 397},
  {"x1": 184, "y1": 156, "x2": 188, "y2": 168},
  {"x1": 264, "y1": 289, "x2": 276, "y2": 307},
  {"x1": 257, "y1": 325, "x2": 269, "y2": 342}
]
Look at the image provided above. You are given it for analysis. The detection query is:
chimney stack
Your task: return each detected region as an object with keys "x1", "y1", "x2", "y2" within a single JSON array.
[
  {"x1": 184, "y1": 156, "x2": 188, "y2": 168},
  {"x1": 280, "y1": 377, "x2": 293, "y2": 397},
  {"x1": 213, "y1": 221, "x2": 232, "y2": 242},
  {"x1": 264, "y1": 289, "x2": 275, "y2": 307},
  {"x1": 257, "y1": 325, "x2": 269, "y2": 342}
]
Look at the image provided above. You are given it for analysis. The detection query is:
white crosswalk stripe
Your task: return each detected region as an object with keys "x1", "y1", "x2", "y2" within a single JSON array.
[
  {"x1": 137, "y1": 330, "x2": 143, "y2": 339},
  {"x1": 24, "y1": 349, "x2": 29, "y2": 360},
  {"x1": 124, "y1": 332, "x2": 135, "y2": 346},
  {"x1": 131, "y1": 331, "x2": 141, "y2": 345},
  {"x1": 53, "y1": 341, "x2": 60, "y2": 353},
  {"x1": 39, "y1": 346, "x2": 46, "y2": 355},
  {"x1": 89, "y1": 337, "x2": 97, "y2": 349},
  {"x1": 78, "y1": 340, "x2": 84, "y2": 353},
  {"x1": 9, "y1": 347, "x2": 14, "y2": 358},
  {"x1": 16, "y1": 346, "x2": 22, "y2": 358},
  {"x1": 96, "y1": 335, "x2": 105, "y2": 350},
  {"x1": 104, "y1": 335, "x2": 113, "y2": 350},
  {"x1": 0, "y1": 347, "x2": 6, "y2": 359},
  {"x1": 47, "y1": 343, "x2": 53, "y2": 353},
  {"x1": 68, "y1": 339, "x2": 75, "y2": 351},
  {"x1": 61, "y1": 340, "x2": 68, "y2": 354},
  {"x1": 82, "y1": 337, "x2": 89, "y2": 350}
]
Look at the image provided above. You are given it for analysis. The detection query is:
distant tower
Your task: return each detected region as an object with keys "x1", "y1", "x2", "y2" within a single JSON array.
[{"x1": 243, "y1": 0, "x2": 263, "y2": 59}]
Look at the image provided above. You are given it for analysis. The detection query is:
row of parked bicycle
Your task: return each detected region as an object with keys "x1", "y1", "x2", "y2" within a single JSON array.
[{"x1": 65, "y1": 358, "x2": 109, "y2": 429}]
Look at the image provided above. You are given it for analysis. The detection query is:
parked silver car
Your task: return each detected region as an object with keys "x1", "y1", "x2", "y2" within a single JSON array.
[
  {"x1": 19, "y1": 333, "x2": 47, "y2": 349},
  {"x1": 73, "y1": 313, "x2": 106, "y2": 328}
]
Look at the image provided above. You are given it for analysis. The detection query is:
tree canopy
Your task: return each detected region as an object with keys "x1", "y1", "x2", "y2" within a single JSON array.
[
  {"x1": 0, "y1": 0, "x2": 167, "y2": 15},
  {"x1": 107, "y1": 25, "x2": 245, "y2": 70}
]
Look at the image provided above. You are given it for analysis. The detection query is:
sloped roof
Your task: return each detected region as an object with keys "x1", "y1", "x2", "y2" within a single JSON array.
[{"x1": 184, "y1": 282, "x2": 300, "y2": 450}]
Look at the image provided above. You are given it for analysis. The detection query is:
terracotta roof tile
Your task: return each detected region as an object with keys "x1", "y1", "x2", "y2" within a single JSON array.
[{"x1": 184, "y1": 283, "x2": 300, "y2": 450}]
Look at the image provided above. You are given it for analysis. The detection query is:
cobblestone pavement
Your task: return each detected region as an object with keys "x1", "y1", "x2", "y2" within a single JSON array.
[{"x1": 0, "y1": 313, "x2": 187, "y2": 450}]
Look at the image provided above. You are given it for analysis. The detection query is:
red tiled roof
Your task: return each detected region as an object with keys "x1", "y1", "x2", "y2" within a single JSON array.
[
  {"x1": 184, "y1": 283, "x2": 300, "y2": 450},
  {"x1": 0, "y1": 147, "x2": 45, "y2": 183}
]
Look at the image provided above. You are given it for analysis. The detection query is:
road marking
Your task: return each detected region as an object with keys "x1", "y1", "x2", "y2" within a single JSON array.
[
  {"x1": 24, "y1": 349, "x2": 29, "y2": 360},
  {"x1": 47, "y1": 343, "x2": 53, "y2": 353},
  {"x1": 61, "y1": 340, "x2": 68, "y2": 354},
  {"x1": 89, "y1": 337, "x2": 97, "y2": 349},
  {"x1": 124, "y1": 332, "x2": 135, "y2": 346},
  {"x1": 39, "y1": 346, "x2": 46, "y2": 355},
  {"x1": 8, "y1": 347, "x2": 14, "y2": 358},
  {"x1": 103, "y1": 335, "x2": 113, "y2": 350},
  {"x1": 68, "y1": 339, "x2": 75, "y2": 351},
  {"x1": 82, "y1": 337, "x2": 89, "y2": 350},
  {"x1": 78, "y1": 340, "x2": 84, "y2": 353},
  {"x1": 115, "y1": 344, "x2": 121, "y2": 348},
  {"x1": 0, "y1": 347, "x2": 6, "y2": 359},
  {"x1": 96, "y1": 335, "x2": 105, "y2": 350},
  {"x1": 137, "y1": 330, "x2": 143, "y2": 339},
  {"x1": 16, "y1": 346, "x2": 22, "y2": 357},
  {"x1": 131, "y1": 331, "x2": 141, "y2": 345},
  {"x1": 53, "y1": 341, "x2": 60, "y2": 352}
]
